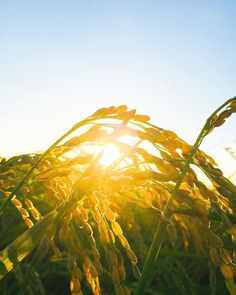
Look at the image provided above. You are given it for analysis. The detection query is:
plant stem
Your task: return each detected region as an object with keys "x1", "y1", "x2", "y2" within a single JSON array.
[{"x1": 134, "y1": 97, "x2": 235, "y2": 295}]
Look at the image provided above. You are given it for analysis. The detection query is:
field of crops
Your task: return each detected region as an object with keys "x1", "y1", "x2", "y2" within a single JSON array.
[{"x1": 0, "y1": 98, "x2": 236, "y2": 295}]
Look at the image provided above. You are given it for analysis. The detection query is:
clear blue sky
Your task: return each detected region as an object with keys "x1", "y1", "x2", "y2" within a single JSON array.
[{"x1": 0, "y1": 1, "x2": 235, "y2": 175}]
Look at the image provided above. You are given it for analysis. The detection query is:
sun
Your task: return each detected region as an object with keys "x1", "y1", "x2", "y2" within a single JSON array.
[
  {"x1": 100, "y1": 144, "x2": 121, "y2": 166},
  {"x1": 74, "y1": 134, "x2": 138, "y2": 168}
]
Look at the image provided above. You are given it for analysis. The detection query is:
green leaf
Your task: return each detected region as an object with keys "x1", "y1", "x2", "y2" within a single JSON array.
[
  {"x1": 225, "y1": 278, "x2": 236, "y2": 295},
  {"x1": 0, "y1": 210, "x2": 57, "y2": 279}
]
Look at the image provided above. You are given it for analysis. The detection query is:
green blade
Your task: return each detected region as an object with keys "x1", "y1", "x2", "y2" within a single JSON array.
[{"x1": 0, "y1": 210, "x2": 57, "y2": 279}]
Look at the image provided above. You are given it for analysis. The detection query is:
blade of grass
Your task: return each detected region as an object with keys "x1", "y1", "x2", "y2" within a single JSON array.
[
  {"x1": 18, "y1": 234, "x2": 49, "y2": 295},
  {"x1": 0, "y1": 210, "x2": 57, "y2": 279}
]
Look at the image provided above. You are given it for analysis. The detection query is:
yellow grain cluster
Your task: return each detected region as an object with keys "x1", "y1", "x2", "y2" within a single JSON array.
[{"x1": 1, "y1": 99, "x2": 236, "y2": 294}]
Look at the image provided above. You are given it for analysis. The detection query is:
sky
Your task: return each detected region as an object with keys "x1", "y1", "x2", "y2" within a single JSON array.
[{"x1": 0, "y1": 0, "x2": 235, "y2": 176}]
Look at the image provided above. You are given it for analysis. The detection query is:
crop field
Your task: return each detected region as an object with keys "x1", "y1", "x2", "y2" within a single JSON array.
[{"x1": 0, "y1": 98, "x2": 236, "y2": 295}]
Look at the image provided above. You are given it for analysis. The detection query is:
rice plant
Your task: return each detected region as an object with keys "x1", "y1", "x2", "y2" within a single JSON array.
[{"x1": 0, "y1": 98, "x2": 235, "y2": 294}]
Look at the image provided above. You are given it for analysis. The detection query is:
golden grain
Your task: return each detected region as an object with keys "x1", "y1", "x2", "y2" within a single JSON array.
[
  {"x1": 12, "y1": 196, "x2": 22, "y2": 208},
  {"x1": 111, "y1": 221, "x2": 123, "y2": 236},
  {"x1": 30, "y1": 207, "x2": 40, "y2": 220},
  {"x1": 19, "y1": 207, "x2": 29, "y2": 218},
  {"x1": 24, "y1": 217, "x2": 34, "y2": 228},
  {"x1": 105, "y1": 207, "x2": 116, "y2": 222}
]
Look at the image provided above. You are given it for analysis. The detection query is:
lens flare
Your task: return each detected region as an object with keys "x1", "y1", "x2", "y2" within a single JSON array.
[{"x1": 100, "y1": 144, "x2": 121, "y2": 166}]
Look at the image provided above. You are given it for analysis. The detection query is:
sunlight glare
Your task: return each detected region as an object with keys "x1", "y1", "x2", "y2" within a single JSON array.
[{"x1": 100, "y1": 144, "x2": 121, "y2": 166}]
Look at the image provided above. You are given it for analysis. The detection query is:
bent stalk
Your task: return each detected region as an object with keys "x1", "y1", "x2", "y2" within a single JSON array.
[{"x1": 134, "y1": 97, "x2": 235, "y2": 295}]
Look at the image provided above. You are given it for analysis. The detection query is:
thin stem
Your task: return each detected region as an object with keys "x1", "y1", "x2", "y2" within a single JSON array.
[{"x1": 134, "y1": 97, "x2": 235, "y2": 295}]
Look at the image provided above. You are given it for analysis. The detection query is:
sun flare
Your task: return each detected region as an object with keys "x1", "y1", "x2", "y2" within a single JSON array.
[{"x1": 100, "y1": 144, "x2": 121, "y2": 166}]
